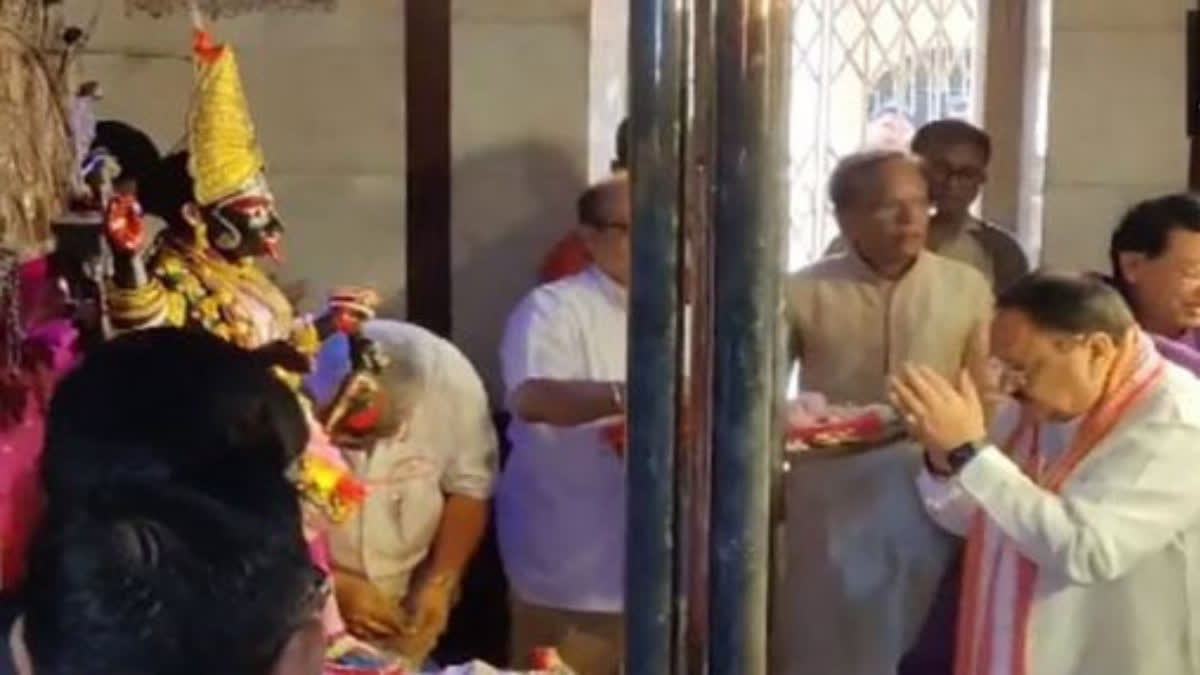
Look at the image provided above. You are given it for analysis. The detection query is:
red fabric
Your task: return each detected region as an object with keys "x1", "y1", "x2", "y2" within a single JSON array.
[
  {"x1": 539, "y1": 232, "x2": 591, "y2": 283},
  {"x1": 0, "y1": 256, "x2": 79, "y2": 589},
  {"x1": 192, "y1": 29, "x2": 224, "y2": 64}
]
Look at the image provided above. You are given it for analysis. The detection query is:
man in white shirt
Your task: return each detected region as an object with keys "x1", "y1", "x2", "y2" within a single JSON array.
[
  {"x1": 890, "y1": 272, "x2": 1200, "y2": 675},
  {"x1": 496, "y1": 173, "x2": 630, "y2": 674},
  {"x1": 307, "y1": 320, "x2": 498, "y2": 666}
]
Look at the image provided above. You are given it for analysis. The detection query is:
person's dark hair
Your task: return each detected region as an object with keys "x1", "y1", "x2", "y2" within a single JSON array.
[
  {"x1": 576, "y1": 178, "x2": 626, "y2": 228},
  {"x1": 613, "y1": 117, "x2": 630, "y2": 170},
  {"x1": 92, "y1": 121, "x2": 161, "y2": 185},
  {"x1": 41, "y1": 328, "x2": 308, "y2": 519},
  {"x1": 827, "y1": 149, "x2": 911, "y2": 211},
  {"x1": 23, "y1": 480, "x2": 320, "y2": 675},
  {"x1": 910, "y1": 119, "x2": 992, "y2": 162},
  {"x1": 138, "y1": 151, "x2": 194, "y2": 230},
  {"x1": 1108, "y1": 193, "x2": 1200, "y2": 297},
  {"x1": 996, "y1": 272, "x2": 1136, "y2": 340}
]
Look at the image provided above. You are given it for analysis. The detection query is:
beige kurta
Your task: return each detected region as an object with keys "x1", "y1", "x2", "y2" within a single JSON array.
[
  {"x1": 784, "y1": 249, "x2": 993, "y2": 404},
  {"x1": 825, "y1": 218, "x2": 1029, "y2": 293}
]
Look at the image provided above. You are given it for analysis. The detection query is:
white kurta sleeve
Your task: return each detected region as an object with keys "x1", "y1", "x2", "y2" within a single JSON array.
[
  {"x1": 956, "y1": 422, "x2": 1200, "y2": 585},
  {"x1": 916, "y1": 468, "x2": 977, "y2": 537},
  {"x1": 438, "y1": 345, "x2": 499, "y2": 500},
  {"x1": 499, "y1": 288, "x2": 583, "y2": 401}
]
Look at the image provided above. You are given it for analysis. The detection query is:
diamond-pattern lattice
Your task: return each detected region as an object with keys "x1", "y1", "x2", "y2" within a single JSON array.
[{"x1": 787, "y1": 0, "x2": 980, "y2": 269}]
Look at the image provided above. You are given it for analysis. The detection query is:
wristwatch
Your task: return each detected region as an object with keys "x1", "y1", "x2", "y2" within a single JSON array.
[
  {"x1": 946, "y1": 441, "x2": 982, "y2": 474},
  {"x1": 924, "y1": 441, "x2": 982, "y2": 477}
]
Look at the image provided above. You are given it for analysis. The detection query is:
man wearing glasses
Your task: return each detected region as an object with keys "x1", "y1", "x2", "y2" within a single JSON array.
[
  {"x1": 777, "y1": 150, "x2": 993, "y2": 675},
  {"x1": 496, "y1": 173, "x2": 632, "y2": 674},
  {"x1": 912, "y1": 119, "x2": 1028, "y2": 292},
  {"x1": 829, "y1": 119, "x2": 1029, "y2": 293}
]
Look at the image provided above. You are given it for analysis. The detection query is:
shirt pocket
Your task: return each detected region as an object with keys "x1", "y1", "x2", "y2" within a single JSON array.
[{"x1": 364, "y1": 453, "x2": 446, "y2": 563}]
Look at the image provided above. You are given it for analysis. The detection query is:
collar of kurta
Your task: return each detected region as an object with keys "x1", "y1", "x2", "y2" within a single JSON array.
[
  {"x1": 1152, "y1": 330, "x2": 1200, "y2": 377},
  {"x1": 585, "y1": 264, "x2": 628, "y2": 308},
  {"x1": 841, "y1": 246, "x2": 931, "y2": 285}
]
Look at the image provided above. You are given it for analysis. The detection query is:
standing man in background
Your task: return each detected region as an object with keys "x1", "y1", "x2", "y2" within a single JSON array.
[
  {"x1": 539, "y1": 118, "x2": 629, "y2": 283},
  {"x1": 497, "y1": 174, "x2": 631, "y2": 675},
  {"x1": 827, "y1": 119, "x2": 1028, "y2": 292},
  {"x1": 1105, "y1": 193, "x2": 1200, "y2": 375}
]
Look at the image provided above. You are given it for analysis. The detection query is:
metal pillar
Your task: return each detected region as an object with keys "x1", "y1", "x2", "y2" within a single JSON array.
[
  {"x1": 682, "y1": 0, "x2": 716, "y2": 670},
  {"x1": 625, "y1": 0, "x2": 687, "y2": 673},
  {"x1": 708, "y1": 0, "x2": 791, "y2": 673}
]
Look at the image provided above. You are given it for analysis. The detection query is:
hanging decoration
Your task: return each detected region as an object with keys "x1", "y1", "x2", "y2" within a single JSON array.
[{"x1": 124, "y1": 0, "x2": 336, "y2": 18}]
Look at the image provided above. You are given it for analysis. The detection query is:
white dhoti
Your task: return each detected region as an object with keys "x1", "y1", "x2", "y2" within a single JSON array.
[{"x1": 772, "y1": 440, "x2": 955, "y2": 675}]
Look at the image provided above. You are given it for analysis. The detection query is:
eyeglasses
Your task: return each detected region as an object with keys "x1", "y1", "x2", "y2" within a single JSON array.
[
  {"x1": 988, "y1": 357, "x2": 1030, "y2": 393},
  {"x1": 589, "y1": 221, "x2": 630, "y2": 234},
  {"x1": 926, "y1": 162, "x2": 987, "y2": 184},
  {"x1": 869, "y1": 198, "x2": 937, "y2": 223}
]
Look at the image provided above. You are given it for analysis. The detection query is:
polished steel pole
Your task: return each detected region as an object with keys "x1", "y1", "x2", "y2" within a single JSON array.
[
  {"x1": 707, "y1": 0, "x2": 791, "y2": 672},
  {"x1": 625, "y1": 0, "x2": 687, "y2": 672}
]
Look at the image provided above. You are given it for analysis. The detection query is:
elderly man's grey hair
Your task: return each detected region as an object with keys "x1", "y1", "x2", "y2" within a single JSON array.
[
  {"x1": 362, "y1": 325, "x2": 429, "y2": 420},
  {"x1": 827, "y1": 149, "x2": 919, "y2": 212}
]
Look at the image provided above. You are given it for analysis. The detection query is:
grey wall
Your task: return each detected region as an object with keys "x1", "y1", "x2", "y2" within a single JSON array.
[
  {"x1": 69, "y1": 2, "x2": 407, "y2": 316},
  {"x1": 450, "y1": 0, "x2": 591, "y2": 400},
  {"x1": 70, "y1": 0, "x2": 606, "y2": 400}
]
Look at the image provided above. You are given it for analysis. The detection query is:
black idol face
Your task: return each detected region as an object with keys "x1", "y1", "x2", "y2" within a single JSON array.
[{"x1": 204, "y1": 172, "x2": 284, "y2": 261}]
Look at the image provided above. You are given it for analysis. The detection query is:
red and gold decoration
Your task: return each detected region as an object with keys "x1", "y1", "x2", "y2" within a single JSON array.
[
  {"x1": 103, "y1": 193, "x2": 147, "y2": 253},
  {"x1": 296, "y1": 452, "x2": 366, "y2": 526}
]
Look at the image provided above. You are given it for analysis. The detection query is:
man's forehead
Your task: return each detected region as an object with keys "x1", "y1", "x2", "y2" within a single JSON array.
[
  {"x1": 990, "y1": 309, "x2": 1036, "y2": 358},
  {"x1": 1163, "y1": 227, "x2": 1200, "y2": 260},
  {"x1": 920, "y1": 140, "x2": 987, "y2": 164},
  {"x1": 875, "y1": 159, "x2": 926, "y2": 196}
]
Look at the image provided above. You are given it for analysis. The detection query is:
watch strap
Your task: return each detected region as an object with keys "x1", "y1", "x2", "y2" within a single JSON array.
[{"x1": 946, "y1": 441, "x2": 981, "y2": 474}]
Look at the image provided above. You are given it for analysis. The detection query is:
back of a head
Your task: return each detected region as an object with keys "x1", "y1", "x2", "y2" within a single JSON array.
[
  {"x1": 41, "y1": 328, "x2": 307, "y2": 517},
  {"x1": 308, "y1": 320, "x2": 431, "y2": 422},
  {"x1": 23, "y1": 481, "x2": 319, "y2": 675},
  {"x1": 997, "y1": 272, "x2": 1136, "y2": 340},
  {"x1": 1109, "y1": 193, "x2": 1200, "y2": 286},
  {"x1": 576, "y1": 172, "x2": 630, "y2": 227},
  {"x1": 910, "y1": 118, "x2": 991, "y2": 160},
  {"x1": 139, "y1": 151, "x2": 194, "y2": 229},
  {"x1": 92, "y1": 121, "x2": 161, "y2": 185}
]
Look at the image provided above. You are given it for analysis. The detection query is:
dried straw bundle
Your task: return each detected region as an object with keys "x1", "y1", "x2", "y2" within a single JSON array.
[{"x1": 0, "y1": 1, "x2": 71, "y2": 260}]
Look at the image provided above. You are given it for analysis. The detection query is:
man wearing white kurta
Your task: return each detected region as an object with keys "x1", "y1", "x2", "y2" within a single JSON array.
[
  {"x1": 497, "y1": 174, "x2": 631, "y2": 675},
  {"x1": 891, "y1": 272, "x2": 1200, "y2": 675}
]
